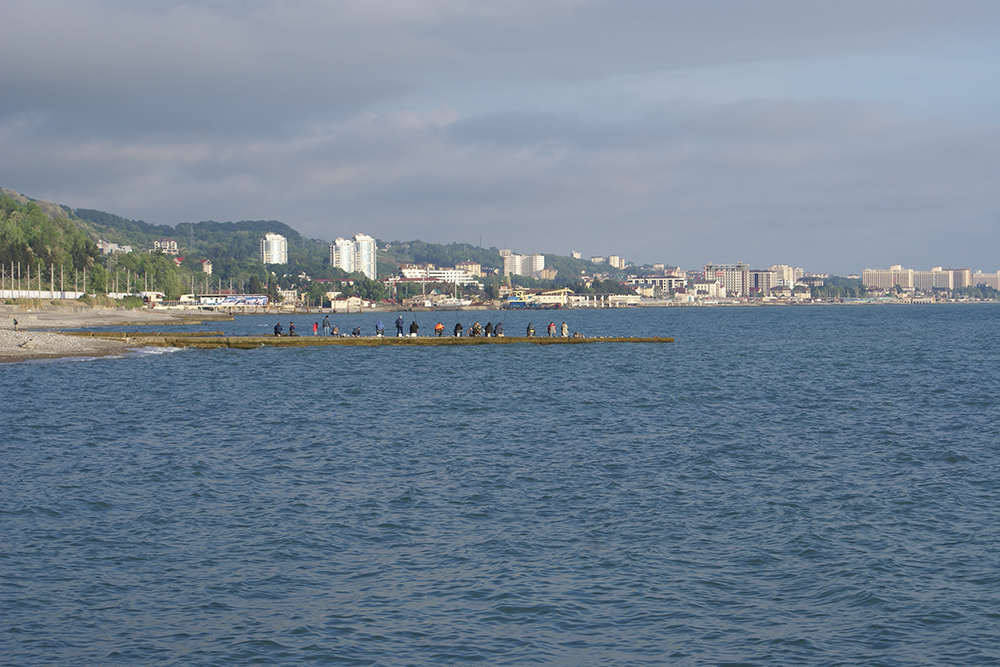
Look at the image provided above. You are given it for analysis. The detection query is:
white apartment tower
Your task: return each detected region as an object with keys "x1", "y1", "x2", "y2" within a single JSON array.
[
  {"x1": 260, "y1": 232, "x2": 288, "y2": 265},
  {"x1": 330, "y1": 233, "x2": 377, "y2": 280},
  {"x1": 503, "y1": 253, "x2": 545, "y2": 278}
]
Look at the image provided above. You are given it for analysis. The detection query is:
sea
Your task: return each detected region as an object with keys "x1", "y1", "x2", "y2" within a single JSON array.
[{"x1": 2, "y1": 304, "x2": 999, "y2": 666}]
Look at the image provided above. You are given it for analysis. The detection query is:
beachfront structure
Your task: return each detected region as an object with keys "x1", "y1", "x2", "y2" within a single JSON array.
[
  {"x1": 330, "y1": 234, "x2": 377, "y2": 280},
  {"x1": 260, "y1": 232, "x2": 288, "y2": 265},
  {"x1": 704, "y1": 263, "x2": 750, "y2": 297},
  {"x1": 768, "y1": 265, "x2": 805, "y2": 287},
  {"x1": 863, "y1": 266, "x2": 972, "y2": 291},
  {"x1": 503, "y1": 253, "x2": 545, "y2": 278},
  {"x1": 398, "y1": 264, "x2": 479, "y2": 285},
  {"x1": 625, "y1": 276, "x2": 687, "y2": 294},
  {"x1": 973, "y1": 271, "x2": 1000, "y2": 289},
  {"x1": 748, "y1": 269, "x2": 779, "y2": 297}
]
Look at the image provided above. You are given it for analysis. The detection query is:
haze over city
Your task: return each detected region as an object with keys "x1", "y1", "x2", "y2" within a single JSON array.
[{"x1": 2, "y1": 0, "x2": 999, "y2": 276}]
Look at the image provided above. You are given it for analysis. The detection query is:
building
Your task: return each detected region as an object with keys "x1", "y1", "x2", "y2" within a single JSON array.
[
  {"x1": 862, "y1": 265, "x2": 912, "y2": 290},
  {"x1": 767, "y1": 265, "x2": 804, "y2": 287},
  {"x1": 201, "y1": 260, "x2": 212, "y2": 275},
  {"x1": 704, "y1": 263, "x2": 750, "y2": 297},
  {"x1": 973, "y1": 271, "x2": 1000, "y2": 289},
  {"x1": 863, "y1": 265, "x2": 971, "y2": 292},
  {"x1": 154, "y1": 239, "x2": 178, "y2": 255},
  {"x1": 260, "y1": 232, "x2": 288, "y2": 265},
  {"x1": 748, "y1": 269, "x2": 779, "y2": 297},
  {"x1": 625, "y1": 276, "x2": 686, "y2": 294},
  {"x1": 329, "y1": 234, "x2": 377, "y2": 280},
  {"x1": 97, "y1": 240, "x2": 132, "y2": 255},
  {"x1": 503, "y1": 253, "x2": 545, "y2": 278},
  {"x1": 455, "y1": 261, "x2": 482, "y2": 277},
  {"x1": 571, "y1": 251, "x2": 582, "y2": 259}
]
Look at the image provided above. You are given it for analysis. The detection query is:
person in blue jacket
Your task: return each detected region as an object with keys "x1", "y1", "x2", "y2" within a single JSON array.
[
  {"x1": 376, "y1": 320, "x2": 385, "y2": 337},
  {"x1": 274, "y1": 322, "x2": 283, "y2": 336},
  {"x1": 395, "y1": 315, "x2": 405, "y2": 336}
]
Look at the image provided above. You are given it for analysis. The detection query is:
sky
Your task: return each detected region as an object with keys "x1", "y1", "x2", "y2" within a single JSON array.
[{"x1": 2, "y1": 0, "x2": 999, "y2": 275}]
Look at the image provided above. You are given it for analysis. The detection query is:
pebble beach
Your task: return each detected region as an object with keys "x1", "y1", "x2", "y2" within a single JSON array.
[{"x1": 0, "y1": 306, "x2": 213, "y2": 363}]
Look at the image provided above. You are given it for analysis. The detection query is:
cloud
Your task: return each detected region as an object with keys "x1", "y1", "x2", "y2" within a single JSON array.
[{"x1": 2, "y1": 0, "x2": 999, "y2": 274}]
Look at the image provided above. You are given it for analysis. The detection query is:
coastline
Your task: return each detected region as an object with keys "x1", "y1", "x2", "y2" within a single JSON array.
[{"x1": 0, "y1": 305, "x2": 225, "y2": 363}]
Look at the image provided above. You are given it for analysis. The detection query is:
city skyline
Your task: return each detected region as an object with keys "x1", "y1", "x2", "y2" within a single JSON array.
[{"x1": 2, "y1": 1, "x2": 999, "y2": 276}]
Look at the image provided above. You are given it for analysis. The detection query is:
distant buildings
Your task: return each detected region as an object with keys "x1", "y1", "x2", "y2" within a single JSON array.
[
  {"x1": 862, "y1": 265, "x2": 972, "y2": 291},
  {"x1": 97, "y1": 240, "x2": 133, "y2": 255},
  {"x1": 260, "y1": 232, "x2": 288, "y2": 265},
  {"x1": 330, "y1": 233, "x2": 376, "y2": 280},
  {"x1": 397, "y1": 263, "x2": 479, "y2": 285},
  {"x1": 704, "y1": 263, "x2": 750, "y2": 297},
  {"x1": 500, "y1": 251, "x2": 546, "y2": 278},
  {"x1": 973, "y1": 271, "x2": 1000, "y2": 289},
  {"x1": 153, "y1": 239, "x2": 178, "y2": 255}
]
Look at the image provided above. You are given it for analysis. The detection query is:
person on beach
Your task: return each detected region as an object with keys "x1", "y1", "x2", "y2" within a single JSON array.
[
  {"x1": 561, "y1": 322, "x2": 568, "y2": 337},
  {"x1": 313, "y1": 322, "x2": 319, "y2": 336},
  {"x1": 322, "y1": 316, "x2": 331, "y2": 335},
  {"x1": 494, "y1": 321, "x2": 504, "y2": 337},
  {"x1": 376, "y1": 320, "x2": 385, "y2": 337},
  {"x1": 409, "y1": 320, "x2": 419, "y2": 337},
  {"x1": 274, "y1": 322, "x2": 283, "y2": 336},
  {"x1": 434, "y1": 322, "x2": 444, "y2": 337},
  {"x1": 395, "y1": 315, "x2": 405, "y2": 337},
  {"x1": 547, "y1": 322, "x2": 556, "y2": 337},
  {"x1": 12, "y1": 318, "x2": 17, "y2": 332},
  {"x1": 454, "y1": 322, "x2": 463, "y2": 337}
]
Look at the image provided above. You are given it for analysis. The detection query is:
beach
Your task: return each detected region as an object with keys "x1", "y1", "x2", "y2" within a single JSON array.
[{"x1": 0, "y1": 306, "x2": 219, "y2": 362}]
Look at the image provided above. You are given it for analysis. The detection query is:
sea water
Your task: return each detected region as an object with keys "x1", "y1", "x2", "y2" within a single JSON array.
[{"x1": 2, "y1": 304, "x2": 1000, "y2": 666}]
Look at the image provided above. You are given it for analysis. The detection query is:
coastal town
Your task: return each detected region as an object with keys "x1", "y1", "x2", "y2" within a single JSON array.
[{"x1": 3, "y1": 225, "x2": 999, "y2": 312}]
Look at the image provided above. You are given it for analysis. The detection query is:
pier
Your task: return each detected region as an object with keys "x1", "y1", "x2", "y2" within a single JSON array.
[{"x1": 65, "y1": 331, "x2": 673, "y2": 350}]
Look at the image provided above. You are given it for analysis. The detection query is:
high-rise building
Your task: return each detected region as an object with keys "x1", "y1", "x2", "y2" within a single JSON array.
[
  {"x1": 260, "y1": 232, "x2": 288, "y2": 265},
  {"x1": 330, "y1": 234, "x2": 377, "y2": 280},
  {"x1": 704, "y1": 263, "x2": 750, "y2": 297},
  {"x1": 503, "y1": 253, "x2": 545, "y2": 278}
]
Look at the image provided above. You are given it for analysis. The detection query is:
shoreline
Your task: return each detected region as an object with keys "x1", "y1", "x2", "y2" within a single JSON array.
[{"x1": 0, "y1": 305, "x2": 228, "y2": 363}]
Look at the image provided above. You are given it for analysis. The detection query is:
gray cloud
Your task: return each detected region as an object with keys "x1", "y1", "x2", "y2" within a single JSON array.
[{"x1": 2, "y1": 0, "x2": 999, "y2": 274}]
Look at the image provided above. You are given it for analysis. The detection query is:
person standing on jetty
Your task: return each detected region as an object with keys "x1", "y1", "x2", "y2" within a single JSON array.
[
  {"x1": 434, "y1": 322, "x2": 444, "y2": 337},
  {"x1": 376, "y1": 320, "x2": 385, "y2": 337},
  {"x1": 313, "y1": 322, "x2": 319, "y2": 336},
  {"x1": 561, "y1": 322, "x2": 568, "y2": 337},
  {"x1": 395, "y1": 315, "x2": 405, "y2": 337},
  {"x1": 547, "y1": 322, "x2": 556, "y2": 337},
  {"x1": 274, "y1": 322, "x2": 283, "y2": 336},
  {"x1": 322, "y1": 315, "x2": 331, "y2": 335},
  {"x1": 289, "y1": 322, "x2": 296, "y2": 336},
  {"x1": 409, "y1": 320, "x2": 419, "y2": 337},
  {"x1": 454, "y1": 322, "x2": 463, "y2": 337}
]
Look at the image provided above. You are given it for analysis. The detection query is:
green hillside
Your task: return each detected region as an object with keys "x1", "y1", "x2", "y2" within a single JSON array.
[{"x1": 2, "y1": 186, "x2": 630, "y2": 302}]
